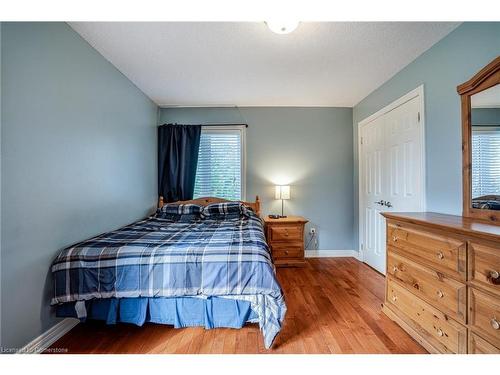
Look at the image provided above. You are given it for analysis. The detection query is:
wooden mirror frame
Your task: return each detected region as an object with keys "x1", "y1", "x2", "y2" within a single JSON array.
[{"x1": 457, "y1": 56, "x2": 500, "y2": 224}]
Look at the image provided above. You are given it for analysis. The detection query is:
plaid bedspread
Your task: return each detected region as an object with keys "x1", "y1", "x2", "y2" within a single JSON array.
[{"x1": 51, "y1": 212, "x2": 286, "y2": 348}]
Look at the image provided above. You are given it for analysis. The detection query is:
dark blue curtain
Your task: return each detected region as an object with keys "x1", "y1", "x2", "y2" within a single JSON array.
[{"x1": 158, "y1": 124, "x2": 201, "y2": 203}]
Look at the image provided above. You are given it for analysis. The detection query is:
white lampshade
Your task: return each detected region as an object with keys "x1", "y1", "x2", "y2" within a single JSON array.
[{"x1": 275, "y1": 185, "x2": 291, "y2": 200}]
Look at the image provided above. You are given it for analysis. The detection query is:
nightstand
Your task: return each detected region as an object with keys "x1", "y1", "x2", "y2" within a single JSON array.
[{"x1": 263, "y1": 216, "x2": 308, "y2": 267}]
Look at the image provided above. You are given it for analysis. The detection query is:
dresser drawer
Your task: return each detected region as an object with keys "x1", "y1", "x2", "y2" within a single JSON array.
[
  {"x1": 271, "y1": 244, "x2": 303, "y2": 259},
  {"x1": 387, "y1": 277, "x2": 467, "y2": 353},
  {"x1": 387, "y1": 223, "x2": 466, "y2": 281},
  {"x1": 387, "y1": 251, "x2": 467, "y2": 323},
  {"x1": 469, "y1": 287, "x2": 500, "y2": 347},
  {"x1": 469, "y1": 241, "x2": 500, "y2": 295},
  {"x1": 269, "y1": 225, "x2": 302, "y2": 242},
  {"x1": 469, "y1": 332, "x2": 500, "y2": 354}
]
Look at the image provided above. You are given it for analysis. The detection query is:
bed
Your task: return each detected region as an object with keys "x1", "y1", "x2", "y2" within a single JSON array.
[
  {"x1": 51, "y1": 196, "x2": 286, "y2": 349},
  {"x1": 472, "y1": 195, "x2": 500, "y2": 210}
]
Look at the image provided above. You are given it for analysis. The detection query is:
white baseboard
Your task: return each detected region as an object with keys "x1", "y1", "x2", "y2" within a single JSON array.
[
  {"x1": 18, "y1": 318, "x2": 79, "y2": 354},
  {"x1": 305, "y1": 250, "x2": 360, "y2": 259}
]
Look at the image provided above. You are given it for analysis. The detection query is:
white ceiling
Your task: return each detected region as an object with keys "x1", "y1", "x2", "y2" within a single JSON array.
[{"x1": 70, "y1": 22, "x2": 460, "y2": 107}]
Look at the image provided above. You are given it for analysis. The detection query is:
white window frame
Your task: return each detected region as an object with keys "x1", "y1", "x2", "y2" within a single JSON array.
[{"x1": 196, "y1": 125, "x2": 247, "y2": 201}]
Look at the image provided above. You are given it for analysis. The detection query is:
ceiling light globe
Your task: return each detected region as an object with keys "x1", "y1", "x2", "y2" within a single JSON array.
[{"x1": 266, "y1": 21, "x2": 299, "y2": 34}]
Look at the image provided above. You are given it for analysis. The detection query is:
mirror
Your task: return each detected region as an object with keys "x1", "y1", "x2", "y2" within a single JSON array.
[
  {"x1": 458, "y1": 56, "x2": 500, "y2": 223},
  {"x1": 471, "y1": 85, "x2": 500, "y2": 211}
]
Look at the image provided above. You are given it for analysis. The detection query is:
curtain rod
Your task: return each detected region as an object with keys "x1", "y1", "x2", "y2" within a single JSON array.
[
  {"x1": 202, "y1": 123, "x2": 248, "y2": 128},
  {"x1": 160, "y1": 123, "x2": 248, "y2": 128}
]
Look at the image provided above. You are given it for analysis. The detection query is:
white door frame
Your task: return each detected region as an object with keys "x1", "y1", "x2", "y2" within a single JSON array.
[{"x1": 357, "y1": 84, "x2": 427, "y2": 262}]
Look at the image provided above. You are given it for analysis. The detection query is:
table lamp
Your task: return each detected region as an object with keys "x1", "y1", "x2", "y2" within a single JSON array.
[{"x1": 274, "y1": 185, "x2": 291, "y2": 218}]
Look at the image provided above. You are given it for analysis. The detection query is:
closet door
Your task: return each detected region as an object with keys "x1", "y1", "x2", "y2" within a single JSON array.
[
  {"x1": 384, "y1": 96, "x2": 424, "y2": 214},
  {"x1": 360, "y1": 115, "x2": 387, "y2": 274},
  {"x1": 359, "y1": 92, "x2": 425, "y2": 275}
]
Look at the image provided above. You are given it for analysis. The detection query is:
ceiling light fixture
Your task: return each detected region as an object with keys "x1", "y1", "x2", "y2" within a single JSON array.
[{"x1": 266, "y1": 21, "x2": 299, "y2": 35}]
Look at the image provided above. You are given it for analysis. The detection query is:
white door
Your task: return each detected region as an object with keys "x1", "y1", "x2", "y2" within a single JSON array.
[
  {"x1": 359, "y1": 89, "x2": 425, "y2": 274},
  {"x1": 360, "y1": 115, "x2": 386, "y2": 274},
  {"x1": 385, "y1": 96, "x2": 424, "y2": 214}
]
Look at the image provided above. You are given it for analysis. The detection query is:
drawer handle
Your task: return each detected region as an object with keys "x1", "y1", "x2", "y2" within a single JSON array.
[
  {"x1": 392, "y1": 295, "x2": 397, "y2": 302},
  {"x1": 491, "y1": 318, "x2": 500, "y2": 330},
  {"x1": 284, "y1": 250, "x2": 289, "y2": 255},
  {"x1": 489, "y1": 270, "x2": 500, "y2": 280},
  {"x1": 436, "y1": 328, "x2": 444, "y2": 337},
  {"x1": 436, "y1": 251, "x2": 444, "y2": 260},
  {"x1": 392, "y1": 236, "x2": 398, "y2": 242},
  {"x1": 392, "y1": 266, "x2": 398, "y2": 273},
  {"x1": 436, "y1": 290, "x2": 444, "y2": 299},
  {"x1": 284, "y1": 230, "x2": 289, "y2": 237}
]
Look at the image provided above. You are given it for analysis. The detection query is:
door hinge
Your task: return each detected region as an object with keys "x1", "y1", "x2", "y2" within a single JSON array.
[
  {"x1": 417, "y1": 112, "x2": 421, "y2": 122},
  {"x1": 360, "y1": 137, "x2": 364, "y2": 145}
]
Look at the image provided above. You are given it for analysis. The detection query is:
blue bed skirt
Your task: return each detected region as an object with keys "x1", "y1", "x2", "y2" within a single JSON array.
[{"x1": 56, "y1": 296, "x2": 258, "y2": 330}]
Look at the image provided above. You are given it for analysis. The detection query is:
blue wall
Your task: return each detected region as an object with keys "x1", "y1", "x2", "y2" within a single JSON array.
[
  {"x1": 353, "y1": 22, "x2": 500, "y2": 249},
  {"x1": 472, "y1": 108, "x2": 500, "y2": 126},
  {"x1": 160, "y1": 107, "x2": 354, "y2": 251},
  {"x1": 1, "y1": 22, "x2": 158, "y2": 349}
]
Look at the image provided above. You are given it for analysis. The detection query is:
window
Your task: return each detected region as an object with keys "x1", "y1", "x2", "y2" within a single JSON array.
[
  {"x1": 193, "y1": 126, "x2": 246, "y2": 201},
  {"x1": 472, "y1": 126, "x2": 500, "y2": 198}
]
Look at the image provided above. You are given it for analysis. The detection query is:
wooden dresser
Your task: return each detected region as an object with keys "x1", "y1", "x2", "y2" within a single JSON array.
[
  {"x1": 263, "y1": 216, "x2": 308, "y2": 267},
  {"x1": 381, "y1": 212, "x2": 500, "y2": 354}
]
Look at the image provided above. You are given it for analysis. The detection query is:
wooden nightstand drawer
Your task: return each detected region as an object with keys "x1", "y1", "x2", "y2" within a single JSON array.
[
  {"x1": 269, "y1": 225, "x2": 302, "y2": 241},
  {"x1": 264, "y1": 216, "x2": 308, "y2": 267},
  {"x1": 271, "y1": 244, "x2": 303, "y2": 259}
]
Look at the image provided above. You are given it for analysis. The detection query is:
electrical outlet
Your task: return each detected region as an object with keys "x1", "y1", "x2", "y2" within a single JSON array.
[{"x1": 310, "y1": 228, "x2": 316, "y2": 234}]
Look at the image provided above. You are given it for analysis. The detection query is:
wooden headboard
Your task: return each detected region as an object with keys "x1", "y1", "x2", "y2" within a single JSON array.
[{"x1": 158, "y1": 195, "x2": 261, "y2": 217}]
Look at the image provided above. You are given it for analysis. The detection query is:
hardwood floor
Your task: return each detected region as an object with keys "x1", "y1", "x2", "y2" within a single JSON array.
[{"x1": 46, "y1": 258, "x2": 427, "y2": 354}]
